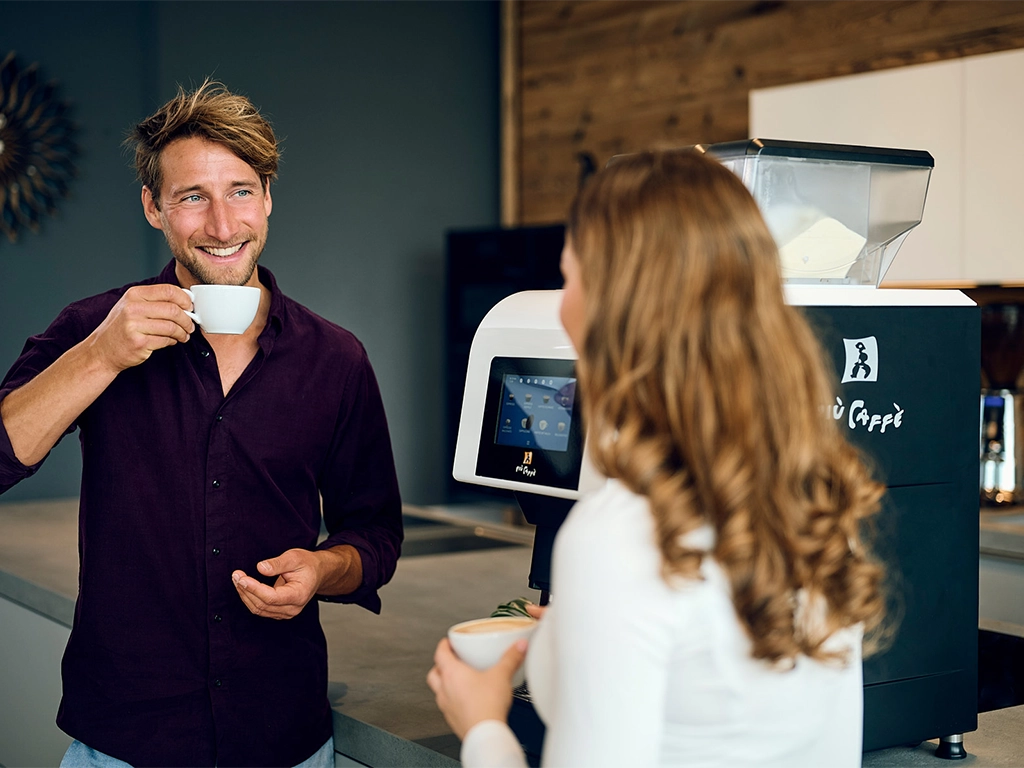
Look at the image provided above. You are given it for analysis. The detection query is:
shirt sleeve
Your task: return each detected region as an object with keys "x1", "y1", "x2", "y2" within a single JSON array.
[
  {"x1": 315, "y1": 343, "x2": 403, "y2": 613},
  {"x1": 540, "y1": 497, "x2": 676, "y2": 768},
  {"x1": 0, "y1": 304, "x2": 88, "y2": 494},
  {"x1": 461, "y1": 720, "x2": 529, "y2": 768}
]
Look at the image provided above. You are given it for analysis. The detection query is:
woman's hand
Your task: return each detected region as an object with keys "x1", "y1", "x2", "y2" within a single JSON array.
[
  {"x1": 426, "y1": 637, "x2": 528, "y2": 740},
  {"x1": 525, "y1": 602, "x2": 547, "y2": 620}
]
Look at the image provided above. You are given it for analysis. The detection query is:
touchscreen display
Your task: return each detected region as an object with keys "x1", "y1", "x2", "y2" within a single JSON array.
[
  {"x1": 476, "y1": 356, "x2": 583, "y2": 492},
  {"x1": 495, "y1": 374, "x2": 577, "y2": 452}
]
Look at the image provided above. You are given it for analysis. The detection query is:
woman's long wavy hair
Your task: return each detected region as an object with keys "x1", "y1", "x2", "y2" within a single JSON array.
[{"x1": 568, "y1": 149, "x2": 887, "y2": 665}]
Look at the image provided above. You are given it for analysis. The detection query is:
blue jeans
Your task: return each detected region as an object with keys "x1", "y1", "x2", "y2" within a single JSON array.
[{"x1": 60, "y1": 736, "x2": 335, "y2": 768}]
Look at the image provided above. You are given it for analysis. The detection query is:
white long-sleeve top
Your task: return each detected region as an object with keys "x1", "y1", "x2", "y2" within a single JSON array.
[{"x1": 461, "y1": 479, "x2": 864, "y2": 768}]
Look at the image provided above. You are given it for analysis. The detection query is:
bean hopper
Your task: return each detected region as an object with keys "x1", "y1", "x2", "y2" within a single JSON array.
[{"x1": 453, "y1": 139, "x2": 979, "y2": 761}]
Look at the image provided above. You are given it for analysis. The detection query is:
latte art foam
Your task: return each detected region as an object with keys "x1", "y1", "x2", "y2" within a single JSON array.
[{"x1": 451, "y1": 617, "x2": 536, "y2": 634}]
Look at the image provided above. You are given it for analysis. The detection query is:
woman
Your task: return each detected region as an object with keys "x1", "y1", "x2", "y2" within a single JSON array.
[{"x1": 427, "y1": 150, "x2": 887, "y2": 768}]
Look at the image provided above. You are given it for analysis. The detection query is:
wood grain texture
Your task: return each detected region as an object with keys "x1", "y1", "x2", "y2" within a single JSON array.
[
  {"x1": 510, "y1": 0, "x2": 1024, "y2": 225},
  {"x1": 502, "y1": 0, "x2": 521, "y2": 226}
]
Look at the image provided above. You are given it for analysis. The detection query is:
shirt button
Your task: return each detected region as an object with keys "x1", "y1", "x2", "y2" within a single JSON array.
[
  {"x1": 212, "y1": 480, "x2": 220, "y2": 489},
  {"x1": 212, "y1": 547, "x2": 221, "y2": 556},
  {"x1": 200, "y1": 349, "x2": 211, "y2": 358},
  {"x1": 213, "y1": 614, "x2": 222, "y2": 623},
  {"x1": 213, "y1": 679, "x2": 222, "y2": 687},
  {"x1": 216, "y1": 414, "x2": 223, "y2": 422}
]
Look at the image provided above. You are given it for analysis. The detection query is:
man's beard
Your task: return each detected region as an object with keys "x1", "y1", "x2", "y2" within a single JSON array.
[{"x1": 167, "y1": 224, "x2": 267, "y2": 286}]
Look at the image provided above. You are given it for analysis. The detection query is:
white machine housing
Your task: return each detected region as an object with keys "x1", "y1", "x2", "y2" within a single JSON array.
[{"x1": 452, "y1": 290, "x2": 602, "y2": 500}]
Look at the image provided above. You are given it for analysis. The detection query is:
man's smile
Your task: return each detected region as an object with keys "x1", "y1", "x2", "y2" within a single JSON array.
[{"x1": 198, "y1": 242, "x2": 245, "y2": 257}]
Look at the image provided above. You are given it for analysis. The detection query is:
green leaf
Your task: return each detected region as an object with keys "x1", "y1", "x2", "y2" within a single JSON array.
[{"x1": 491, "y1": 596, "x2": 534, "y2": 618}]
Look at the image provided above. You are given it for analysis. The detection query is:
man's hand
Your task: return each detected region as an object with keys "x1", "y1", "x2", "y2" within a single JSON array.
[
  {"x1": 232, "y1": 545, "x2": 363, "y2": 620},
  {"x1": 87, "y1": 284, "x2": 195, "y2": 373}
]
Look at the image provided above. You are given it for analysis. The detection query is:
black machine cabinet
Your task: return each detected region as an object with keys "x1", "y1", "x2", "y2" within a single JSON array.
[
  {"x1": 509, "y1": 299, "x2": 980, "y2": 761},
  {"x1": 804, "y1": 302, "x2": 980, "y2": 752}
]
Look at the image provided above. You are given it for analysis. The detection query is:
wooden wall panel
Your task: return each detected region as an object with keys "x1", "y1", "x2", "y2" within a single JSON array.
[{"x1": 509, "y1": 0, "x2": 1024, "y2": 225}]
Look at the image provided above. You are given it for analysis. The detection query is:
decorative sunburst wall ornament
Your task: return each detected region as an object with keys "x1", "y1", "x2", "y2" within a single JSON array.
[{"x1": 0, "y1": 51, "x2": 78, "y2": 244}]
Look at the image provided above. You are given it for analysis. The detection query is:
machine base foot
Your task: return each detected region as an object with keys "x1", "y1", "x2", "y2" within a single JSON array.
[{"x1": 935, "y1": 735, "x2": 967, "y2": 760}]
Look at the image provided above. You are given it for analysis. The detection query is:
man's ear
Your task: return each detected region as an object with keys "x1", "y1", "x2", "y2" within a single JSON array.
[
  {"x1": 142, "y1": 186, "x2": 164, "y2": 230},
  {"x1": 263, "y1": 180, "x2": 273, "y2": 217}
]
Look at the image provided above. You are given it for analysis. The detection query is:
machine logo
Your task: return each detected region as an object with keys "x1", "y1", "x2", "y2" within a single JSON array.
[
  {"x1": 841, "y1": 336, "x2": 878, "y2": 383},
  {"x1": 523, "y1": 451, "x2": 533, "y2": 465}
]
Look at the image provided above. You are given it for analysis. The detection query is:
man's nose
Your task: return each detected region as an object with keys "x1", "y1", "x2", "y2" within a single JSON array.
[{"x1": 205, "y1": 199, "x2": 237, "y2": 242}]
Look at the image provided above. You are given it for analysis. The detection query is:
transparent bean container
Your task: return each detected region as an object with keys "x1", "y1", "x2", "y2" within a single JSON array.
[{"x1": 702, "y1": 139, "x2": 933, "y2": 287}]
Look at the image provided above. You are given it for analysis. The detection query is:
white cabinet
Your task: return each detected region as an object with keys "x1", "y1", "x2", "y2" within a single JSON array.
[
  {"x1": 964, "y1": 50, "x2": 1024, "y2": 284},
  {"x1": 750, "y1": 49, "x2": 1024, "y2": 285}
]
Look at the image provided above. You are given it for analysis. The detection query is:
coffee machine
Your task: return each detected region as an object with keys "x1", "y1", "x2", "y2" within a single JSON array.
[
  {"x1": 453, "y1": 140, "x2": 980, "y2": 760},
  {"x1": 980, "y1": 303, "x2": 1024, "y2": 505},
  {"x1": 451, "y1": 291, "x2": 602, "y2": 600}
]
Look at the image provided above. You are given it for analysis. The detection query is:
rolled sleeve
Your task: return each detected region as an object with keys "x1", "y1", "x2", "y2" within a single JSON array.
[
  {"x1": 0, "y1": 304, "x2": 93, "y2": 495},
  {"x1": 0, "y1": 404, "x2": 45, "y2": 492}
]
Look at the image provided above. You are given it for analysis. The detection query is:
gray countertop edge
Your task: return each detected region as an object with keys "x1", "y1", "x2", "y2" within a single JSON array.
[
  {"x1": 979, "y1": 512, "x2": 1024, "y2": 559},
  {"x1": 0, "y1": 570, "x2": 74, "y2": 628},
  {"x1": 332, "y1": 710, "x2": 459, "y2": 767}
]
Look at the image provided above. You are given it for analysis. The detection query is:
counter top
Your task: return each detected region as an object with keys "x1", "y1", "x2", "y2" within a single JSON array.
[
  {"x1": 980, "y1": 505, "x2": 1024, "y2": 560},
  {"x1": 3, "y1": 498, "x2": 1024, "y2": 767}
]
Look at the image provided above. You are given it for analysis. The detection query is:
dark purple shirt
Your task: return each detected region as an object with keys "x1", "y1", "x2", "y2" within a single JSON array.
[{"x1": 0, "y1": 262, "x2": 403, "y2": 767}]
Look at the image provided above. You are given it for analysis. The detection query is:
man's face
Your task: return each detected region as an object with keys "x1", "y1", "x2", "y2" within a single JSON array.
[{"x1": 142, "y1": 136, "x2": 272, "y2": 288}]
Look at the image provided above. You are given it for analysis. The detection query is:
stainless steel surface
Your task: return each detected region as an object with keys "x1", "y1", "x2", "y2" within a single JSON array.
[{"x1": 981, "y1": 390, "x2": 1023, "y2": 506}]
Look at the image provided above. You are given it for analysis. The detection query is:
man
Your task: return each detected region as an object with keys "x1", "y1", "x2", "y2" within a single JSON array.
[{"x1": 0, "y1": 80, "x2": 403, "y2": 767}]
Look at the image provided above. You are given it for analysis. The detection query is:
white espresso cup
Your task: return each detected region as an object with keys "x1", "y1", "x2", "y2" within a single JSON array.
[
  {"x1": 448, "y1": 616, "x2": 537, "y2": 686},
  {"x1": 183, "y1": 285, "x2": 261, "y2": 335}
]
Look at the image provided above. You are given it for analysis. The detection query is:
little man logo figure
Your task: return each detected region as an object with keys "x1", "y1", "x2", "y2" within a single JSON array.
[
  {"x1": 841, "y1": 336, "x2": 879, "y2": 383},
  {"x1": 850, "y1": 342, "x2": 871, "y2": 379},
  {"x1": 523, "y1": 451, "x2": 533, "y2": 465}
]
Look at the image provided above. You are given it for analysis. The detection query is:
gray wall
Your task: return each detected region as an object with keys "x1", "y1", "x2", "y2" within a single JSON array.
[
  {"x1": 0, "y1": 2, "x2": 159, "y2": 502},
  {"x1": 0, "y1": 1, "x2": 500, "y2": 504}
]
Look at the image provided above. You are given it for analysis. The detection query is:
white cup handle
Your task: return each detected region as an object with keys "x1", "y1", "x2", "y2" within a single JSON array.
[{"x1": 182, "y1": 288, "x2": 200, "y2": 324}]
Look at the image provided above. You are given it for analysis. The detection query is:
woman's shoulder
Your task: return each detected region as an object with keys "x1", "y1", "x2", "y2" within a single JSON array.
[
  {"x1": 562, "y1": 479, "x2": 653, "y2": 543},
  {"x1": 556, "y1": 479, "x2": 724, "y2": 595},
  {"x1": 563, "y1": 478, "x2": 714, "y2": 556},
  {"x1": 553, "y1": 479, "x2": 669, "y2": 589}
]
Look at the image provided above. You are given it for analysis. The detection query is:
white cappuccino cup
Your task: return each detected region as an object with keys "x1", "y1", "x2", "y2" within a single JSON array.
[
  {"x1": 183, "y1": 285, "x2": 260, "y2": 335},
  {"x1": 448, "y1": 616, "x2": 537, "y2": 687}
]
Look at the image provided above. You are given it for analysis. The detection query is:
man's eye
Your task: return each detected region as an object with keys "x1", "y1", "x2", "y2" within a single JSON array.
[
  {"x1": 235, "y1": 189, "x2": 252, "y2": 198},
  {"x1": 184, "y1": 194, "x2": 202, "y2": 203}
]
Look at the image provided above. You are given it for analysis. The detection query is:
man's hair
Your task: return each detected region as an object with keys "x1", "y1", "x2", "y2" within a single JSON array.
[
  {"x1": 125, "y1": 78, "x2": 279, "y2": 207},
  {"x1": 567, "y1": 149, "x2": 888, "y2": 666}
]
